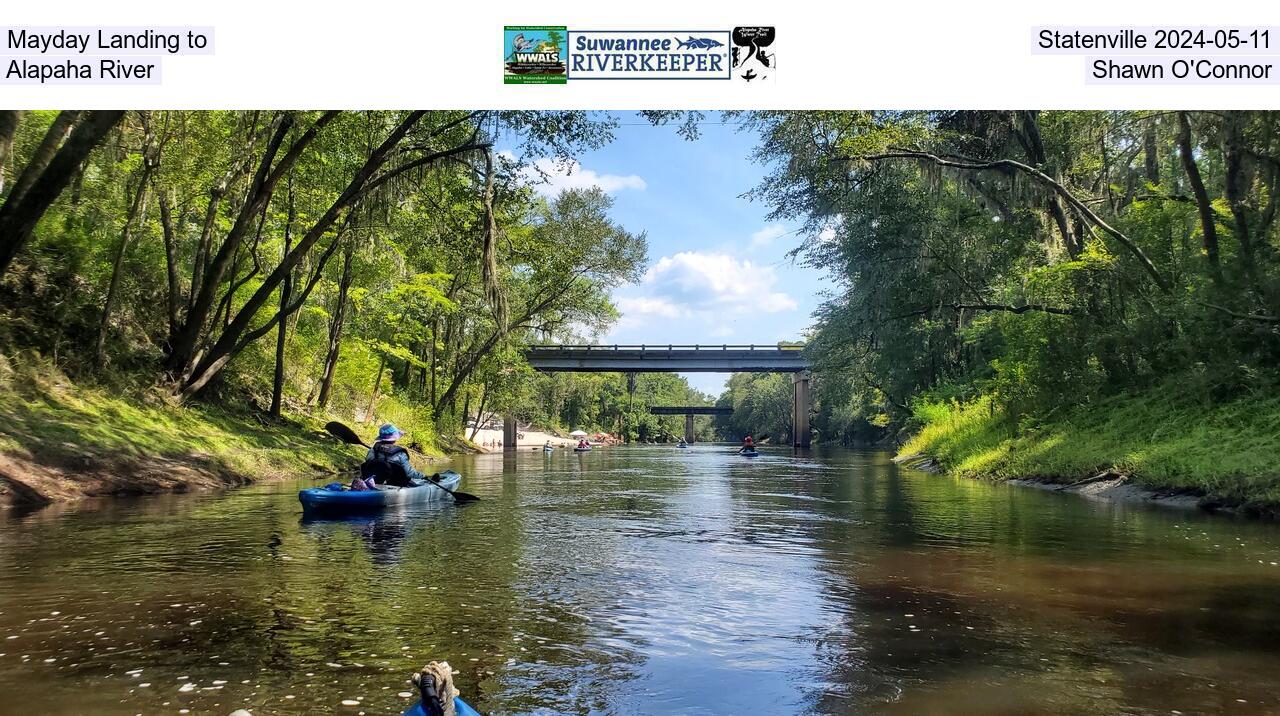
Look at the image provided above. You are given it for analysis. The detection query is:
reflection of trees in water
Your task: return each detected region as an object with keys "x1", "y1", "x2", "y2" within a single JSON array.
[
  {"x1": 796, "y1": 454, "x2": 1280, "y2": 714},
  {"x1": 8, "y1": 454, "x2": 1280, "y2": 714}
]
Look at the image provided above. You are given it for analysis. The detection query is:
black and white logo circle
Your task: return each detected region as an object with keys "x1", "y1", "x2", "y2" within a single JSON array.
[{"x1": 732, "y1": 26, "x2": 775, "y2": 83}]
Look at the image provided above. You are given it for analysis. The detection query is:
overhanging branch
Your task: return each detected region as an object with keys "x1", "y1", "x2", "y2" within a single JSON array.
[
  {"x1": 890, "y1": 302, "x2": 1075, "y2": 321},
  {"x1": 844, "y1": 148, "x2": 1172, "y2": 293}
]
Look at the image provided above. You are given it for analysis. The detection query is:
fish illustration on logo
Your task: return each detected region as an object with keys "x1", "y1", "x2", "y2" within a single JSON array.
[{"x1": 676, "y1": 36, "x2": 725, "y2": 50}]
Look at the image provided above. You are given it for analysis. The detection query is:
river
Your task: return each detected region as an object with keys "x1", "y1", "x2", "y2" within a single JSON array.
[{"x1": 2, "y1": 446, "x2": 1279, "y2": 715}]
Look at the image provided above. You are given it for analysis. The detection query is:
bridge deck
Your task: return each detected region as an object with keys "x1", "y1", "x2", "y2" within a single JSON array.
[{"x1": 525, "y1": 344, "x2": 809, "y2": 373}]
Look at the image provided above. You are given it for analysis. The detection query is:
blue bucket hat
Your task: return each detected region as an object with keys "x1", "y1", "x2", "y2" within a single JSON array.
[{"x1": 377, "y1": 423, "x2": 403, "y2": 441}]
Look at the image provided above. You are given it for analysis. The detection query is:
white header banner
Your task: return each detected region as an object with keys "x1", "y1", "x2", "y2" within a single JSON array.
[{"x1": 0, "y1": 0, "x2": 1276, "y2": 108}]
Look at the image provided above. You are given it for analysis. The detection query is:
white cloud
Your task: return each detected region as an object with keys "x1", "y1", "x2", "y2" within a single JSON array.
[
  {"x1": 750, "y1": 224, "x2": 788, "y2": 248},
  {"x1": 640, "y1": 251, "x2": 797, "y2": 315},
  {"x1": 814, "y1": 216, "x2": 843, "y2": 244},
  {"x1": 615, "y1": 296, "x2": 687, "y2": 319},
  {"x1": 518, "y1": 157, "x2": 646, "y2": 198}
]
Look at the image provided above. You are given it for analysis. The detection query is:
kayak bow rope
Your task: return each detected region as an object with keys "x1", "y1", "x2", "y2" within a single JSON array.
[{"x1": 325, "y1": 421, "x2": 480, "y2": 504}]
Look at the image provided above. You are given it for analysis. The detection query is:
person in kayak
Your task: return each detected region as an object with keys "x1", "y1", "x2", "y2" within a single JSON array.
[
  {"x1": 740, "y1": 433, "x2": 756, "y2": 453},
  {"x1": 362, "y1": 423, "x2": 430, "y2": 488}
]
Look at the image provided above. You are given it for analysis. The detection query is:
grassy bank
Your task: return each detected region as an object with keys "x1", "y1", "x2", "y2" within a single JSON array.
[
  {"x1": 899, "y1": 387, "x2": 1280, "y2": 515},
  {"x1": 0, "y1": 354, "x2": 446, "y2": 507}
]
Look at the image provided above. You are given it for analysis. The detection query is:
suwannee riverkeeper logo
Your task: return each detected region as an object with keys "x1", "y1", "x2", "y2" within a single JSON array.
[{"x1": 504, "y1": 25, "x2": 774, "y2": 83}]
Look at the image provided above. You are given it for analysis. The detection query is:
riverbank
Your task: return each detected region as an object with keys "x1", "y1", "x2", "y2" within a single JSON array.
[
  {"x1": 896, "y1": 388, "x2": 1280, "y2": 517},
  {"x1": 468, "y1": 427, "x2": 578, "y2": 452},
  {"x1": 0, "y1": 356, "x2": 444, "y2": 507}
]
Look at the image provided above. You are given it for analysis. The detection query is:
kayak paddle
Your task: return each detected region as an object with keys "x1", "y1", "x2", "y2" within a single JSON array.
[{"x1": 324, "y1": 421, "x2": 480, "y2": 504}]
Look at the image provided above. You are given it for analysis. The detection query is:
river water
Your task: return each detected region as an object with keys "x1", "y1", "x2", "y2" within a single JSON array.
[{"x1": 2, "y1": 446, "x2": 1280, "y2": 715}]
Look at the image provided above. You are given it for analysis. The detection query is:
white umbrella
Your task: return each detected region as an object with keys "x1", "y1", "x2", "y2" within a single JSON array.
[{"x1": 569, "y1": 430, "x2": 588, "y2": 437}]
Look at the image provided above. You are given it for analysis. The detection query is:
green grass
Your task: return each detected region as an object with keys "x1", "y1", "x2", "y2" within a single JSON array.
[
  {"x1": 900, "y1": 387, "x2": 1280, "y2": 511},
  {"x1": 0, "y1": 353, "x2": 444, "y2": 501}
]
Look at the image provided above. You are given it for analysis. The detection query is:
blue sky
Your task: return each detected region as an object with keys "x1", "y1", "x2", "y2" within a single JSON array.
[{"x1": 512, "y1": 113, "x2": 828, "y2": 395}]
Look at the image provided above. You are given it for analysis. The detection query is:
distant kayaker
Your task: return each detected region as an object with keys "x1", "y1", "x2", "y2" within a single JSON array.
[
  {"x1": 740, "y1": 433, "x2": 755, "y2": 453},
  {"x1": 362, "y1": 423, "x2": 430, "y2": 488}
]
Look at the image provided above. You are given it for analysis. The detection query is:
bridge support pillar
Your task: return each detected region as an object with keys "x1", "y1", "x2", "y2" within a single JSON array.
[
  {"x1": 792, "y1": 371, "x2": 812, "y2": 448},
  {"x1": 503, "y1": 413, "x2": 517, "y2": 452},
  {"x1": 685, "y1": 414, "x2": 695, "y2": 444}
]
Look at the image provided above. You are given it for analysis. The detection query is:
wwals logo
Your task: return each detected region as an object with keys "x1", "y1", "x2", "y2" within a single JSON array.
[{"x1": 504, "y1": 26, "x2": 567, "y2": 84}]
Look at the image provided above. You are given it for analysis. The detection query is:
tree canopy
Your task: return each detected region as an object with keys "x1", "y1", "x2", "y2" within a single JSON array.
[
  {"x1": 0, "y1": 110, "x2": 647, "y2": 438},
  {"x1": 730, "y1": 110, "x2": 1280, "y2": 442}
]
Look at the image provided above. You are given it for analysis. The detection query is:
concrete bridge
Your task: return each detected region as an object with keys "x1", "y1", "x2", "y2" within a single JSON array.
[
  {"x1": 525, "y1": 344, "x2": 809, "y2": 373},
  {"x1": 503, "y1": 345, "x2": 813, "y2": 449},
  {"x1": 649, "y1": 405, "x2": 733, "y2": 443}
]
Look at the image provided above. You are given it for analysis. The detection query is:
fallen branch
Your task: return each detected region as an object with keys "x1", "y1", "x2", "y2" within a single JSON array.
[{"x1": 1057, "y1": 470, "x2": 1127, "y2": 491}]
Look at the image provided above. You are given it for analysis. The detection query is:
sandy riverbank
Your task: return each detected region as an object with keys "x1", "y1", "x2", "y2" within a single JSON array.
[{"x1": 468, "y1": 427, "x2": 582, "y2": 452}]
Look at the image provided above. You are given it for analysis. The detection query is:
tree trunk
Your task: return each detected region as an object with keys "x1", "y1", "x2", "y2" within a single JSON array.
[
  {"x1": 172, "y1": 113, "x2": 488, "y2": 401},
  {"x1": 1176, "y1": 111, "x2": 1222, "y2": 284},
  {"x1": 460, "y1": 391, "x2": 472, "y2": 438},
  {"x1": 468, "y1": 389, "x2": 488, "y2": 442},
  {"x1": 167, "y1": 113, "x2": 296, "y2": 378},
  {"x1": 1223, "y1": 112, "x2": 1264, "y2": 297},
  {"x1": 174, "y1": 112, "x2": 424, "y2": 400},
  {"x1": 5, "y1": 111, "x2": 81, "y2": 210},
  {"x1": 168, "y1": 111, "x2": 339, "y2": 382},
  {"x1": 270, "y1": 180, "x2": 297, "y2": 417},
  {"x1": 0, "y1": 110, "x2": 124, "y2": 278},
  {"x1": 155, "y1": 188, "x2": 184, "y2": 342},
  {"x1": 1016, "y1": 111, "x2": 1079, "y2": 256},
  {"x1": 367, "y1": 354, "x2": 385, "y2": 421},
  {"x1": 1143, "y1": 119, "x2": 1160, "y2": 185},
  {"x1": 316, "y1": 237, "x2": 355, "y2": 409},
  {"x1": 0, "y1": 111, "x2": 20, "y2": 194},
  {"x1": 94, "y1": 166, "x2": 152, "y2": 367},
  {"x1": 428, "y1": 315, "x2": 439, "y2": 407}
]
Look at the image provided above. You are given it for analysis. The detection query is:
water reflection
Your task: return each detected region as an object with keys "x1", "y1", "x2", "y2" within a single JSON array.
[
  {"x1": 2, "y1": 445, "x2": 1280, "y2": 714},
  {"x1": 299, "y1": 512, "x2": 410, "y2": 566}
]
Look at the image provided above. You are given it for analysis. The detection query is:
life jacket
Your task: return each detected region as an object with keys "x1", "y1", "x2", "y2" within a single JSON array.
[
  {"x1": 361, "y1": 442, "x2": 410, "y2": 483},
  {"x1": 743, "y1": 436, "x2": 755, "y2": 448}
]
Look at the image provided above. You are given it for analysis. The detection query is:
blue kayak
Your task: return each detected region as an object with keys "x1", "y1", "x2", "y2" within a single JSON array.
[
  {"x1": 574, "y1": 446, "x2": 592, "y2": 453},
  {"x1": 404, "y1": 696, "x2": 483, "y2": 716},
  {"x1": 299, "y1": 470, "x2": 462, "y2": 514},
  {"x1": 741, "y1": 450, "x2": 760, "y2": 458}
]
